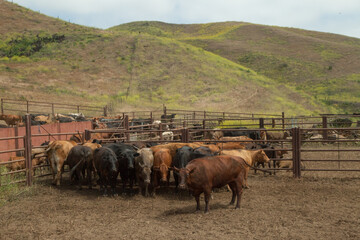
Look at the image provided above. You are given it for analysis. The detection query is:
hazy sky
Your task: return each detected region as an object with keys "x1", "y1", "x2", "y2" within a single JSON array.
[{"x1": 7, "y1": 0, "x2": 360, "y2": 38}]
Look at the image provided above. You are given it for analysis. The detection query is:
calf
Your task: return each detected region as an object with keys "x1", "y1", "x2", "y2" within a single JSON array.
[
  {"x1": 152, "y1": 148, "x2": 172, "y2": 195},
  {"x1": 174, "y1": 155, "x2": 247, "y2": 213},
  {"x1": 135, "y1": 148, "x2": 154, "y2": 197},
  {"x1": 103, "y1": 143, "x2": 139, "y2": 194},
  {"x1": 93, "y1": 147, "x2": 119, "y2": 196},
  {"x1": 222, "y1": 149, "x2": 270, "y2": 188},
  {"x1": 67, "y1": 145, "x2": 93, "y2": 189},
  {"x1": 45, "y1": 140, "x2": 77, "y2": 186}
]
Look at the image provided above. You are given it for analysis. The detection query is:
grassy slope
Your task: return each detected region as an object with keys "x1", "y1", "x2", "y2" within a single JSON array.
[
  {"x1": 113, "y1": 21, "x2": 360, "y2": 113},
  {"x1": 1, "y1": 1, "x2": 358, "y2": 115}
]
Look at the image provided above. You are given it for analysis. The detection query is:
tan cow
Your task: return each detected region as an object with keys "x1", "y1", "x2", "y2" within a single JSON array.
[
  {"x1": 0, "y1": 114, "x2": 22, "y2": 127},
  {"x1": 45, "y1": 140, "x2": 77, "y2": 186},
  {"x1": 222, "y1": 149, "x2": 270, "y2": 188}
]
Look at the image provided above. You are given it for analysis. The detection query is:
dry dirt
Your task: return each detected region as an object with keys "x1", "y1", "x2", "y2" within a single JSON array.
[{"x1": 1, "y1": 169, "x2": 359, "y2": 240}]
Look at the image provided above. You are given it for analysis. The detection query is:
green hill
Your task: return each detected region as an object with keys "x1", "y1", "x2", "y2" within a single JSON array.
[{"x1": 1, "y1": 1, "x2": 359, "y2": 115}]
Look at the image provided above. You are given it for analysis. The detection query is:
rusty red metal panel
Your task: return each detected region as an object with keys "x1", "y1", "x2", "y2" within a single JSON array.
[{"x1": 0, "y1": 121, "x2": 92, "y2": 162}]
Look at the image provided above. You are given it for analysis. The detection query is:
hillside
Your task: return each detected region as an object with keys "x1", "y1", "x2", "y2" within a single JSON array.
[
  {"x1": 113, "y1": 21, "x2": 360, "y2": 113},
  {"x1": 0, "y1": 1, "x2": 359, "y2": 115}
]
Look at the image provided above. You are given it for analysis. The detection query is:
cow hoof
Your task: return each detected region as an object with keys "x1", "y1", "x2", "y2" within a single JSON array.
[{"x1": 244, "y1": 186, "x2": 249, "y2": 189}]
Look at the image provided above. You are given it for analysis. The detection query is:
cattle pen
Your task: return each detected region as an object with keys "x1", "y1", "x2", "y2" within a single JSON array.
[{"x1": 1, "y1": 102, "x2": 360, "y2": 239}]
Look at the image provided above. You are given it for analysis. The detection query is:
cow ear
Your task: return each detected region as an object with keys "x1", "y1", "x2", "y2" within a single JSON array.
[
  {"x1": 133, "y1": 152, "x2": 140, "y2": 157},
  {"x1": 172, "y1": 166, "x2": 180, "y2": 172}
]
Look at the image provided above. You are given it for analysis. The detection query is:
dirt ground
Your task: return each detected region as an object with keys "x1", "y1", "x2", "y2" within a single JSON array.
[
  {"x1": 0, "y1": 170, "x2": 359, "y2": 240},
  {"x1": 1, "y1": 146, "x2": 360, "y2": 240}
]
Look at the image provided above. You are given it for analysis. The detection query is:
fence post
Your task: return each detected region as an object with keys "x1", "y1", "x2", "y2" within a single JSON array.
[
  {"x1": 103, "y1": 105, "x2": 108, "y2": 117},
  {"x1": 150, "y1": 112, "x2": 153, "y2": 123},
  {"x1": 282, "y1": 112, "x2": 285, "y2": 130},
  {"x1": 84, "y1": 130, "x2": 91, "y2": 141},
  {"x1": 1, "y1": 98, "x2": 3, "y2": 114},
  {"x1": 322, "y1": 116, "x2": 328, "y2": 140},
  {"x1": 51, "y1": 103, "x2": 55, "y2": 117},
  {"x1": 292, "y1": 127, "x2": 301, "y2": 178},
  {"x1": 24, "y1": 114, "x2": 32, "y2": 186},
  {"x1": 163, "y1": 105, "x2": 167, "y2": 116},
  {"x1": 193, "y1": 111, "x2": 196, "y2": 120},
  {"x1": 26, "y1": 100, "x2": 29, "y2": 113},
  {"x1": 204, "y1": 111, "x2": 206, "y2": 119},
  {"x1": 124, "y1": 115, "x2": 130, "y2": 141},
  {"x1": 77, "y1": 105, "x2": 80, "y2": 113},
  {"x1": 259, "y1": 118, "x2": 264, "y2": 128}
]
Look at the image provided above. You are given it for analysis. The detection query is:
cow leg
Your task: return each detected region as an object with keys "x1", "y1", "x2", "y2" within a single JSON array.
[
  {"x1": 87, "y1": 166, "x2": 92, "y2": 189},
  {"x1": 204, "y1": 190, "x2": 211, "y2": 214},
  {"x1": 111, "y1": 177, "x2": 117, "y2": 196},
  {"x1": 235, "y1": 179, "x2": 243, "y2": 209},
  {"x1": 77, "y1": 168, "x2": 82, "y2": 190},
  {"x1": 55, "y1": 164, "x2": 63, "y2": 186},
  {"x1": 228, "y1": 182, "x2": 236, "y2": 205},
  {"x1": 173, "y1": 174, "x2": 179, "y2": 192},
  {"x1": 144, "y1": 182, "x2": 149, "y2": 197},
  {"x1": 194, "y1": 194, "x2": 201, "y2": 212},
  {"x1": 244, "y1": 168, "x2": 250, "y2": 189}
]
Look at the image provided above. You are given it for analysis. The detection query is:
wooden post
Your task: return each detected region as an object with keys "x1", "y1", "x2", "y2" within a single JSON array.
[
  {"x1": 77, "y1": 105, "x2": 80, "y2": 113},
  {"x1": 124, "y1": 115, "x2": 130, "y2": 141},
  {"x1": 292, "y1": 128, "x2": 301, "y2": 178},
  {"x1": 163, "y1": 105, "x2": 167, "y2": 116},
  {"x1": 204, "y1": 111, "x2": 206, "y2": 119},
  {"x1": 84, "y1": 130, "x2": 91, "y2": 141},
  {"x1": 150, "y1": 112, "x2": 153, "y2": 124},
  {"x1": 26, "y1": 100, "x2": 29, "y2": 113},
  {"x1": 193, "y1": 111, "x2": 196, "y2": 120},
  {"x1": 103, "y1": 105, "x2": 108, "y2": 117},
  {"x1": 259, "y1": 118, "x2": 264, "y2": 128},
  {"x1": 1, "y1": 98, "x2": 3, "y2": 114},
  {"x1": 24, "y1": 114, "x2": 32, "y2": 186},
  {"x1": 51, "y1": 103, "x2": 55, "y2": 117},
  {"x1": 282, "y1": 112, "x2": 285, "y2": 130},
  {"x1": 322, "y1": 116, "x2": 328, "y2": 140}
]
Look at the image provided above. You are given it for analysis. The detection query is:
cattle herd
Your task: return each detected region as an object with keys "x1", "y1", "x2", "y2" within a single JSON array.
[{"x1": 32, "y1": 128, "x2": 289, "y2": 213}]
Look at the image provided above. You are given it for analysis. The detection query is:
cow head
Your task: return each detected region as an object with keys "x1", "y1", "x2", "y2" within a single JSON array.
[
  {"x1": 153, "y1": 163, "x2": 169, "y2": 183},
  {"x1": 174, "y1": 167, "x2": 195, "y2": 190},
  {"x1": 121, "y1": 150, "x2": 140, "y2": 169},
  {"x1": 138, "y1": 163, "x2": 152, "y2": 184},
  {"x1": 255, "y1": 150, "x2": 270, "y2": 163}
]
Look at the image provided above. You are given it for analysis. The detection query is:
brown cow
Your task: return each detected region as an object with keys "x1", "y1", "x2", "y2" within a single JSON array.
[
  {"x1": 45, "y1": 140, "x2": 77, "y2": 186},
  {"x1": 216, "y1": 142, "x2": 246, "y2": 150},
  {"x1": 152, "y1": 148, "x2": 172, "y2": 195},
  {"x1": 0, "y1": 114, "x2": 22, "y2": 127},
  {"x1": 221, "y1": 150, "x2": 270, "y2": 188},
  {"x1": 6, "y1": 156, "x2": 46, "y2": 176},
  {"x1": 174, "y1": 155, "x2": 247, "y2": 213},
  {"x1": 261, "y1": 131, "x2": 290, "y2": 142}
]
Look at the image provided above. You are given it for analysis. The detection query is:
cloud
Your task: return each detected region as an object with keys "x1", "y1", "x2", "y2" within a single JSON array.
[{"x1": 8, "y1": 0, "x2": 360, "y2": 38}]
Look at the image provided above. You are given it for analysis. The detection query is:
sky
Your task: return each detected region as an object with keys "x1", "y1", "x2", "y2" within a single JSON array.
[{"x1": 7, "y1": 0, "x2": 360, "y2": 39}]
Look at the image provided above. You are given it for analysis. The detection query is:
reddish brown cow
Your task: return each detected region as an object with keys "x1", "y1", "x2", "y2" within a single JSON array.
[
  {"x1": 152, "y1": 148, "x2": 172, "y2": 195},
  {"x1": 174, "y1": 155, "x2": 247, "y2": 213}
]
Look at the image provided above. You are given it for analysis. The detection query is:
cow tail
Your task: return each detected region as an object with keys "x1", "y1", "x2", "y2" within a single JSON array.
[{"x1": 69, "y1": 157, "x2": 85, "y2": 177}]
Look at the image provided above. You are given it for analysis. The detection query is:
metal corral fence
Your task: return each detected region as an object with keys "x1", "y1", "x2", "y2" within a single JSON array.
[
  {"x1": 1, "y1": 113, "x2": 360, "y2": 187},
  {"x1": 1, "y1": 98, "x2": 106, "y2": 117}
]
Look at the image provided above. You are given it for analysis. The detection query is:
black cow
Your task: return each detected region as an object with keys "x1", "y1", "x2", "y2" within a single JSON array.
[
  {"x1": 67, "y1": 145, "x2": 93, "y2": 189},
  {"x1": 223, "y1": 127, "x2": 261, "y2": 140},
  {"x1": 93, "y1": 147, "x2": 119, "y2": 196},
  {"x1": 161, "y1": 114, "x2": 176, "y2": 129},
  {"x1": 172, "y1": 146, "x2": 194, "y2": 189},
  {"x1": 103, "y1": 143, "x2": 140, "y2": 194}
]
